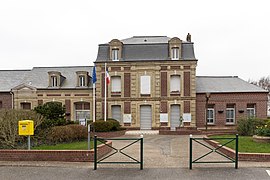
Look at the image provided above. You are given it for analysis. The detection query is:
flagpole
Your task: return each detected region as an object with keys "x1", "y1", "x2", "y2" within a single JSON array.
[
  {"x1": 93, "y1": 83, "x2": 95, "y2": 123},
  {"x1": 104, "y1": 63, "x2": 107, "y2": 122}
]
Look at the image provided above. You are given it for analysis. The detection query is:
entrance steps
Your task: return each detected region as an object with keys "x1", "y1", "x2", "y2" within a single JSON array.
[{"x1": 125, "y1": 130, "x2": 159, "y2": 135}]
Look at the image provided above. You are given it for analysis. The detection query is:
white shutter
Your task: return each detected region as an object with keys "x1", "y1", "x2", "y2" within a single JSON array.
[
  {"x1": 112, "y1": 76, "x2": 121, "y2": 92},
  {"x1": 170, "y1": 105, "x2": 180, "y2": 131},
  {"x1": 112, "y1": 105, "x2": 121, "y2": 122},
  {"x1": 140, "y1": 105, "x2": 152, "y2": 130},
  {"x1": 170, "y1": 75, "x2": 180, "y2": 92},
  {"x1": 140, "y1": 75, "x2": 150, "y2": 94}
]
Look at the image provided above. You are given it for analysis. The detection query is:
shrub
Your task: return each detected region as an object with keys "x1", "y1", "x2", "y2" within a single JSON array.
[
  {"x1": 0, "y1": 109, "x2": 44, "y2": 149},
  {"x1": 237, "y1": 118, "x2": 267, "y2": 136},
  {"x1": 255, "y1": 122, "x2": 270, "y2": 137},
  {"x1": 92, "y1": 119, "x2": 121, "y2": 132},
  {"x1": 46, "y1": 124, "x2": 88, "y2": 144}
]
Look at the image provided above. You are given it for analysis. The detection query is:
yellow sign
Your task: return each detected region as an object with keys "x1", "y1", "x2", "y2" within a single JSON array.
[{"x1": 18, "y1": 120, "x2": 34, "y2": 135}]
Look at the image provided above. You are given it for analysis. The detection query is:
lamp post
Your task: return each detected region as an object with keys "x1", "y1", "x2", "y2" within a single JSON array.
[{"x1": 205, "y1": 92, "x2": 211, "y2": 131}]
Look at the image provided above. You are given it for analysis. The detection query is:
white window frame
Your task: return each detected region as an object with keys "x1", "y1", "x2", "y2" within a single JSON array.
[
  {"x1": 112, "y1": 49, "x2": 119, "y2": 61},
  {"x1": 171, "y1": 47, "x2": 179, "y2": 60},
  {"x1": 226, "y1": 108, "x2": 235, "y2": 124},
  {"x1": 140, "y1": 75, "x2": 151, "y2": 95},
  {"x1": 207, "y1": 108, "x2": 215, "y2": 124},
  {"x1": 111, "y1": 76, "x2": 121, "y2": 93},
  {"x1": 51, "y1": 76, "x2": 58, "y2": 87},
  {"x1": 170, "y1": 75, "x2": 181, "y2": 93},
  {"x1": 247, "y1": 107, "x2": 256, "y2": 118},
  {"x1": 79, "y1": 75, "x2": 86, "y2": 87}
]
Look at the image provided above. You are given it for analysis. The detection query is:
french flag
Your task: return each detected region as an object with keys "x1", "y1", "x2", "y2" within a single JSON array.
[{"x1": 106, "y1": 68, "x2": 110, "y2": 84}]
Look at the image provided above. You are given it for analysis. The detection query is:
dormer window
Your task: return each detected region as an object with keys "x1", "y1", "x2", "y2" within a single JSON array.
[
  {"x1": 112, "y1": 49, "x2": 119, "y2": 61},
  {"x1": 79, "y1": 75, "x2": 86, "y2": 87},
  {"x1": 48, "y1": 71, "x2": 64, "y2": 88},
  {"x1": 171, "y1": 47, "x2": 179, "y2": 60},
  {"x1": 51, "y1": 76, "x2": 58, "y2": 87},
  {"x1": 76, "y1": 71, "x2": 89, "y2": 87}
]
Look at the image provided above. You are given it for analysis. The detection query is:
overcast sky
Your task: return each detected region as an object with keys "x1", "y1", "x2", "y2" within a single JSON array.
[{"x1": 0, "y1": 0, "x2": 269, "y2": 81}]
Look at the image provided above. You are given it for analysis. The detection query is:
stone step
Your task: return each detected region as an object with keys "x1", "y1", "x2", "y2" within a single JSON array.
[{"x1": 125, "y1": 130, "x2": 159, "y2": 135}]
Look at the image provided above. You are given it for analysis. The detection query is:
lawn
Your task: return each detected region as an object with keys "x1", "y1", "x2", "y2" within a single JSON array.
[
  {"x1": 210, "y1": 135, "x2": 270, "y2": 153},
  {"x1": 32, "y1": 140, "x2": 100, "y2": 150}
]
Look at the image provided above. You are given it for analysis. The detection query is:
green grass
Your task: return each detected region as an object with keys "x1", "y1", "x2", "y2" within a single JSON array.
[
  {"x1": 210, "y1": 135, "x2": 270, "y2": 153},
  {"x1": 32, "y1": 140, "x2": 100, "y2": 150}
]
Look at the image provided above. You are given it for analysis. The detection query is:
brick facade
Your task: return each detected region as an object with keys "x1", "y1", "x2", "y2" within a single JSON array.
[
  {"x1": 196, "y1": 92, "x2": 268, "y2": 129},
  {"x1": 0, "y1": 92, "x2": 12, "y2": 109}
]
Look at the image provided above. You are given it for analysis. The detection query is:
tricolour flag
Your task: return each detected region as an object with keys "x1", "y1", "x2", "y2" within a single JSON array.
[
  {"x1": 92, "y1": 66, "x2": 97, "y2": 84},
  {"x1": 106, "y1": 68, "x2": 110, "y2": 84}
]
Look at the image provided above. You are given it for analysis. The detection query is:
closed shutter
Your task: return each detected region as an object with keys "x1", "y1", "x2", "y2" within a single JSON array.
[
  {"x1": 170, "y1": 75, "x2": 180, "y2": 92},
  {"x1": 112, "y1": 76, "x2": 121, "y2": 92},
  {"x1": 140, "y1": 76, "x2": 151, "y2": 94},
  {"x1": 140, "y1": 105, "x2": 152, "y2": 130},
  {"x1": 170, "y1": 105, "x2": 180, "y2": 131},
  {"x1": 112, "y1": 105, "x2": 121, "y2": 122}
]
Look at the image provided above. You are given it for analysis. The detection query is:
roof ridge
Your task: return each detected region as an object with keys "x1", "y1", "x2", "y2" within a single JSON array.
[{"x1": 196, "y1": 76, "x2": 238, "y2": 78}]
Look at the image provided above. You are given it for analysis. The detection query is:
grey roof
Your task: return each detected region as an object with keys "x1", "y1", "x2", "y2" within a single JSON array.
[
  {"x1": 196, "y1": 76, "x2": 268, "y2": 93},
  {"x1": 96, "y1": 36, "x2": 196, "y2": 62},
  {"x1": 26, "y1": 66, "x2": 93, "y2": 89},
  {"x1": 0, "y1": 70, "x2": 31, "y2": 91},
  {"x1": 0, "y1": 66, "x2": 93, "y2": 91}
]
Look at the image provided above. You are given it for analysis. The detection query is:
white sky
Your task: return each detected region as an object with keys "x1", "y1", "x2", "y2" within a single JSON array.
[{"x1": 0, "y1": 0, "x2": 269, "y2": 81}]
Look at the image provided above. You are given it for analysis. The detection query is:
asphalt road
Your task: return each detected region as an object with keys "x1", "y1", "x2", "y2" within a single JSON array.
[{"x1": 0, "y1": 166, "x2": 270, "y2": 180}]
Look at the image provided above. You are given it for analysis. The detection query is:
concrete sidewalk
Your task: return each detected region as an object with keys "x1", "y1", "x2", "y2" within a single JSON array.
[{"x1": 0, "y1": 134, "x2": 270, "y2": 169}]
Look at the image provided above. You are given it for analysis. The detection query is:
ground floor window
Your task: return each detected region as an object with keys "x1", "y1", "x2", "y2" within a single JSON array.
[
  {"x1": 74, "y1": 102, "x2": 90, "y2": 121},
  {"x1": 226, "y1": 106, "x2": 235, "y2": 124},
  {"x1": 207, "y1": 108, "x2": 215, "y2": 124},
  {"x1": 247, "y1": 104, "x2": 256, "y2": 118},
  {"x1": 21, "y1": 102, "x2": 31, "y2": 110}
]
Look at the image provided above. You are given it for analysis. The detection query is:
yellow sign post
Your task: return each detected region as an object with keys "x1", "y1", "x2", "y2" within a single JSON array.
[{"x1": 18, "y1": 120, "x2": 34, "y2": 150}]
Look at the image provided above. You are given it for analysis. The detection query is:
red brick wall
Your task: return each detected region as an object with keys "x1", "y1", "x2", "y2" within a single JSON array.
[
  {"x1": 0, "y1": 141, "x2": 112, "y2": 162},
  {"x1": 124, "y1": 73, "x2": 131, "y2": 97},
  {"x1": 184, "y1": 72, "x2": 190, "y2": 96},
  {"x1": 0, "y1": 92, "x2": 12, "y2": 109},
  {"x1": 161, "y1": 72, "x2": 167, "y2": 97},
  {"x1": 196, "y1": 92, "x2": 268, "y2": 129}
]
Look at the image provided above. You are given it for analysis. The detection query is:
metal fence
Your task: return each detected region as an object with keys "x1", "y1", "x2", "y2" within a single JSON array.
[
  {"x1": 94, "y1": 135, "x2": 143, "y2": 170},
  {"x1": 189, "y1": 134, "x2": 238, "y2": 169}
]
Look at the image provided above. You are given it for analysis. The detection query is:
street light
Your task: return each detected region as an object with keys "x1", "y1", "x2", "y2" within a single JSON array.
[{"x1": 205, "y1": 92, "x2": 211, "y2": 131}]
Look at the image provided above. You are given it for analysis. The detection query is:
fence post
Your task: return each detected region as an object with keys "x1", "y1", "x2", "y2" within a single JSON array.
[
  {"x1": 94, "y1": 135, "x2": 97, "y2": 170},
  {"x1": 235, "y1": 134, "x2": 238, "y2": 169},
  {"x1": 140, "y1": 134, "x2": 143, "y2": 170},
  {"x1": 189, "y1": 134, "x2": 193, "y2": 170}
]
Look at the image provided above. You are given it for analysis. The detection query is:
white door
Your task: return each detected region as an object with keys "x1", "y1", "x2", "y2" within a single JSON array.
[
  {"x1": 170, "y1": 105, "x2": 180, "y2": 131},
  {"x1": 140, "y1": 105, "x2": 152, "y2": 130},
  {"x1": 112, "y1": 105, "x2": 121, "y2": 122}
]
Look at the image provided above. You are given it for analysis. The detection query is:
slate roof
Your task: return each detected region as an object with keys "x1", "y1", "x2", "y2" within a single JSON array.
[
  {"x1": 0, "y1": 70, "x2": 31, "y2": 91},
  {"x1": 196, "y1": 76, "x2": 268, "y2": 93},
  {"x1": 96, "y1": 36, "x2": 196, "y2": 62},
  {"x1": 0, "y1": 66, "x2": 93, "y2": 91}
]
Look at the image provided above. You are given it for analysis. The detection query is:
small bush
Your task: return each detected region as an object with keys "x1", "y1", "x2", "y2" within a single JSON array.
[
  {"x1": 92, "y1": 119, "x2": 121, "y2": 132},
  {"x1": 237, "y1": 118, "x2": 267, "y2": 136},
  {"x1": 255, "y1": 121, "x2": 270, "y2": 137},
  {"x1": 46, "y1": 124, "x2": 87, "y2": 144}
]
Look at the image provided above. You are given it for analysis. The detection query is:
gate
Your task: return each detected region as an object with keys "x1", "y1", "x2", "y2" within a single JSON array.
[
  {"x1": 189, "y1": 134, "x2": 238, "y2": 169},
  {"x1": 94, "y1": 135, "x2": 143, "y2": 170}
]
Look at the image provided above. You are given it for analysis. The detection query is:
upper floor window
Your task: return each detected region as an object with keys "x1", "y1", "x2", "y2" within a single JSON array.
[
  {"x1": 111, "y1": 76, "x2": 121, "y2": 93},
  {"x1": 112, "y1": 49, "x2": 119, "y2": 61},
  {"x1": 79, "y1": 75, "x2": 86, "y2": 87},
  {"x1": 171, "y1": 47, "x2": 179, "y2": 60},
  {"x1": 226, "y1": 104, "x2": 235, "y2": 124},
  {"x1": 140, "y1": 75, "x2": 151, "y2": 95},
  {"x1": 0, "y1": 101, "x2": 2, "y2": 109},
  {"x1": 51, "y1": 76, "x2": 58, "y2": 87},
  {"x1": 247, "y1": 104, "x2": 256, "y2": 118},
  {"x1": 170, "y1": 75, "x2": 181, "y2": 93}
]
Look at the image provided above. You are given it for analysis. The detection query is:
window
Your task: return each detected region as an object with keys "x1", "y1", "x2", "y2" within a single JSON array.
[
  {"x1": 51, "y1": 76, "x2": 58, "y2": 87},
  {"x1": 79, "y1": 75, "x2": 86, "y2": 87},
  {"x1": 247, "y1": 104, "x2": 256, "y2": 118},
  {"x1": 112, "y1": 105, "x2": 121, "y2": 122},
  {"x1": 226, "y1": 105, "x2": 235, "y2": 124},
  {"x1": 170, "y1": 75, "x2": 181, "y2": 93},
  {"x1": 111, "y1": 76, "x2": 121, "y2": 93},
  {"x1": 207, "y1": 108, "x2": 215, "y2": 124},
  {"x1": 75, "y1": 102, "x2": 90, "y2": 121},
  {"x1": 0, "y1": 101, "x2": 2, "y2": 109},
  {"x1": 112, "y1": 49, "x2": 119, "y2": 61},
  {"x1": 171, "y1": 47, "x2": 179, "y2": 60},
  {"x1": 140, "y1": 75, "x2": 151, "y2": 95},
  {"x1": 21, "y1": 102, "x2": 31, "y2": 110}
]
